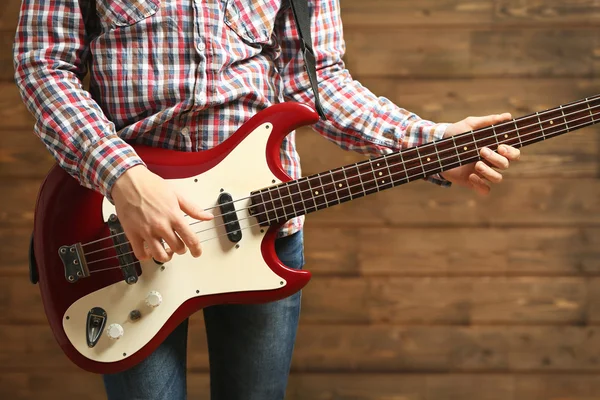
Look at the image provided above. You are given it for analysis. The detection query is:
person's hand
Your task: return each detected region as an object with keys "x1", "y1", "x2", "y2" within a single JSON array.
[
  {"x1": 440, "y1": 113, "x2": 521, "y2": 195},
  {"x1": 111, "y1": 165, "x2": 214, "y2": 263}
]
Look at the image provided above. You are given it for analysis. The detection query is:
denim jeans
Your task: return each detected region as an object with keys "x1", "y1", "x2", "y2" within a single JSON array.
[{"x1": 103, "y1": 231, "x2": 305, "y2": 400}]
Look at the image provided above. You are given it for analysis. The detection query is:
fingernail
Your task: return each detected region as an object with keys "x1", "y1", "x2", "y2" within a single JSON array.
[
  {"x1": 498, "y1": 145, "x2": 506, "y2": 153},
  {"x1": 481, "y1": 148, "x2": 491, "y2": 156}
]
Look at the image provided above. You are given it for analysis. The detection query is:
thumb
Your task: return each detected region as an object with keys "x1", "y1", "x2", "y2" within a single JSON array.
[
  {"x1": 177, "y1": 192, "x2": 214, "y2": 221},
  {"x1": 466, "y1": 113, "x2": 513, "y2": 130}
]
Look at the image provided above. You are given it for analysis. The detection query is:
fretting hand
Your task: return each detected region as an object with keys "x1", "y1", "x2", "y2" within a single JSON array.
[{"x1": 440, "y1": 113, "x2": 521, "y2": 195}]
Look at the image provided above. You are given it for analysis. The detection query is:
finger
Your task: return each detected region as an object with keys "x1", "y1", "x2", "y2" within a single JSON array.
[
  {"x1": 173, "y1": 218, "x2": 203, "y2": 258},
  {"x1": 475, "y1": 161, "x2": 503, "y2": 184},
  {"x1": 159, "y1": 228, "x2": 186, "y2": 255},
  {"x1": 178, "y1": 193, "x2": 214, "y2": 221},
  {"x1": 480, "y1": 147, "x2": 509, "y2": 170},
  {"x1": 469, "y1": 173, "x2": 491, "y2": 196},
  {"x1": 498, "y1": 144, "x2": 521, "y2": 161},
  {"x1": 146, "y1": 238, "x2": 172, "y2": 263},
  {"x1": 465, "y1": 113, "x2": 513, "y2": 130},
  {"x1": 129, "y1": 235, "x2": 150, "y2": 261}
]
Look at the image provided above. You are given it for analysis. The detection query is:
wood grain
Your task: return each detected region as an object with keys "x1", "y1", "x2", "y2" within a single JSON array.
[
  {"x1": 5, "y1": 323, "x2": 600, "y2": 372},
  {"x1": 4, "y1": 372, "x2": 600, "y2": 400},
  {"x1": 3, "y1": 276, "x2": 599, "y2": 325}
]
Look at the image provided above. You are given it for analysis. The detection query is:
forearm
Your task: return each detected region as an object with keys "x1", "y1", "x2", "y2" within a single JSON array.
[{"x1": 13, "y1": 0, "x2": 144, "y2": 199}]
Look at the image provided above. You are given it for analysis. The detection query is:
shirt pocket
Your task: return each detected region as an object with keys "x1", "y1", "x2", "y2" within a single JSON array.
[
  {"x1": 95, "y1": 0, "x2": 161, "y2": 30},
  {"x1": 223, "y1": 0, "x2": 281, "y2": 44}
]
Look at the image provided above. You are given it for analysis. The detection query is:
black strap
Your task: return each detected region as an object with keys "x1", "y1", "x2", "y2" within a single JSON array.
[{"x1": 289, "y1": 0, "x2": 326, "y2": 120}]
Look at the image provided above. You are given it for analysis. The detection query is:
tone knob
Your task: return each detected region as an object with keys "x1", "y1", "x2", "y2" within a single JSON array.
[
  {"x1": 106, "y1": 323, "x2": 124, "y2": 340},
  {"x1": 145, "y1": 291, "x2": 163, "y2": 308}
]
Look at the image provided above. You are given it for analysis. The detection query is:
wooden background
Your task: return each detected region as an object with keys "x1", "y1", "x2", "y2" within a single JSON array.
[{"x1": 2, "y1": 0, "x2": 600, "y2": 399}]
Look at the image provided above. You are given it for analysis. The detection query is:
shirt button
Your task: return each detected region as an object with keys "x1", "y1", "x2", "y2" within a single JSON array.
[
  {"x1": 181, "y1": 127, "x2": 190, "y2": 136},
  {"x1": 197, "y1": 42, "x2": 205, "y2": 51}
]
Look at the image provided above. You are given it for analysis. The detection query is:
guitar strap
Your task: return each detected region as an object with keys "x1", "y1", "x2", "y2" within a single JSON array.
[{"x1": 288, "y1": 0, "x2": 327, "y2": 120}]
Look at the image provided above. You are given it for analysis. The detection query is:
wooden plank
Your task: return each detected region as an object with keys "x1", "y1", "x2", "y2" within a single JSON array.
[
  {"x1": 344, "y1": 28, "x2": 600, "y2": 79},
  {"x1": 1, "y1": 276, "x2": 596, "y2": 325},
  {"x1": 0, "y1": 83, "x2": 35, "y2": 129},
  {"x1": 337, "y1": 0, "x2": 600, "y2": 28},
  {"x1": 4, "y1": 372, "x2": 600, "y2": 400},
  {"x1": 6, "y1": 323, "x2": 600, "y2": 372},
  {"x1": 5, "y1": 178, "x2": 600, "y2": 228},
  {"x1": 4, "y1": 226, "x2": 599, "y2": 276},
  {"x1": 3, "y1": 0, "x2": 600, "y2": 34},
  {"x1": 303, "y1": 226, "x2": 600, "y2": 277}
]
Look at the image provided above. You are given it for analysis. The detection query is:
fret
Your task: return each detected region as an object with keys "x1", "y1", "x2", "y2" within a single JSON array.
[
  {"x1": 354, "y1": 163, "x2": 368, "y2": 196},
  {"x1": 341, "y1": 166, "x2": 354, "y2": 201},
  {"x1": 258, "y1": 190, "x2": 272, "y2": 225},
  {"x1": 451, "y1": 135, "x2": 462, "y2": 166},
  {"x1": 515, "y1": 114, "x2": 544, "y2": 147},
  {"x1": 315, "y1": 173, "x2": 329, "y2": 208},
  {"x1": 382, "y1": 156, "x2": 396, "y2": 189},
  {"x1": 434, "y1": 136, "x2": 461, "y2": 172},
  {"x1": 328, "y1": 170, "x2": 342, "y2": 205},
  {"x1": 433, "y1": 141, "x2": 444, "y2": 171},
  {"x1": 540, "y1": 109, "x2": 566, "y2": 138},
  {"x1": 383, "y1": 153, "x2": 408, "y2": 186},
  {"x1": 265, "y1": 188, "x2": 280, "y2": 222},
  {"x1": 414, "y1": 147, "x2": 427, "y2": 178},
  {"x1": 451, "y1": 133, "x2": 479, "y2": 165},
  {"x1": 416, "y1": 142, "x2": 442, "y2": 176},
  {"x1": 276, "y1": 182, "x2": 296, "y2": 219},
  {"x1": 367, "y1": 160, "x2": 381, "y2": 192},
  {"x1": 559, "y1": 105, "x2": 570, "y2": 132},
  {"x1": 357, "y1": 162, "x2": 379, "y2": 195},
  {"x1": 493, "y1": 121, "x2": 520, "y2": 148},
  {"x1": 344, "y1": 164, "x2": 367, "y2": 200},
  {"x1": 318, "y1": 171, "x2": 339, "y2": 207},
  {"x1": 397, "y1": 152, "x2": 410, "y2": 184},
  {"x1": 373, "y1": 158, "x2": 393, "y2": 191},
  {"x1": 332, "y1": 166, "x2": 352, "y2": 203},
  {"x1": 473, "y1": 126, "x2": 497, "y2": 151},
  {"x1": 587, "y1": 98, "x2": 596, "y2": 123},
  {"x1": 307, "y1": 175, "x2": 327, "y2": 210},
  {"x1": 491, "y1": 125, "x2": 500, "y2": 147},
  {"x1": 512, "y1": 120, "x2": 523, "y2": 147},
  {"x1": 535, "y1": 112, "x2": 546, "y2": 140},
  {"x1": 293, "y1": 180, "x2": 308, "y2": 216},
  {"x1": 297, "y1": 178, "x2": 317, "y2": 214}
]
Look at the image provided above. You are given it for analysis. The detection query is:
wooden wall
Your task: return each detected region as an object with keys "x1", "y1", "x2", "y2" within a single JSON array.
[{"x1": 2, "y1": 0, "x2": 600, "y2": 399}]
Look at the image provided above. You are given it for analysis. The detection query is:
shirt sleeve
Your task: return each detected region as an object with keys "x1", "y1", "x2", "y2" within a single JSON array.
[
  {"x1": 273, "y1": 0, "x2": 451, "y2": 186},
  {"x1": 13, "y1": 0, "x2": 145, "y2": 200}
]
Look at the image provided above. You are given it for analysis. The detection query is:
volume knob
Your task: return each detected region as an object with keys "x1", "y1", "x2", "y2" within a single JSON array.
[
  {"x1": 106, "y1": 323, "x2": 124, "y2": 340},
  {"x1": 145, "y1": 291, "x2": 163, "y2": 308}
]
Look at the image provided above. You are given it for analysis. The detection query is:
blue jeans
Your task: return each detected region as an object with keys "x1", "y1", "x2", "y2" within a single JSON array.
[{"x1": 103, "y1": 231, "x2": 305, "y2": 400}]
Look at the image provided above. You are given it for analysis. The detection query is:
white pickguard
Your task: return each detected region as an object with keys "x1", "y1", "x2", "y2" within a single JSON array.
[{"x1": 62, "y1": 123, "x2": 286, "y2": 363}]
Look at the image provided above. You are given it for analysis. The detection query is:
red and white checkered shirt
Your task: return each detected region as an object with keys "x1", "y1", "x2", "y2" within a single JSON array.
[{"x1": 14, "y1": 0, "x2": 449, "y2": 237}]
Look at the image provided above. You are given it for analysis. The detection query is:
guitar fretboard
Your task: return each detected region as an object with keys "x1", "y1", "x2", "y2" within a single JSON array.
[{"x1": 250, "y1": 94, "x2": 600, "y2": 225}]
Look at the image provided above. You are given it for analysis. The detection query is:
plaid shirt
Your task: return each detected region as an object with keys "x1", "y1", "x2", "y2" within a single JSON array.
[{"x1": 14, "y1": 0, "x2": 449, "y2": 237}]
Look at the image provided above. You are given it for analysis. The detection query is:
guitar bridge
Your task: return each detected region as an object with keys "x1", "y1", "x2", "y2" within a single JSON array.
[{"x1": 59, "y1": 243, "x2": 90, "y2": 283}]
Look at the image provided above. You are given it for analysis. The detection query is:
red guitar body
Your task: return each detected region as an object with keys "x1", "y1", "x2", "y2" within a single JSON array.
[{"x1": 32, "y1": 102, "x2": 319, "y2": 374}]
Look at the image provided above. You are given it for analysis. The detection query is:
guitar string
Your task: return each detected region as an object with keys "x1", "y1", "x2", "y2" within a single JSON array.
[
  {"x1": 83, "y1": 114, "x2": 598, "y2": 273},
  {"x1": 79, "y1": 97, "x2": 600, "y2": 250},
  {"x1": 81, "y1": 104, "x2": 600, "y2": 260}
]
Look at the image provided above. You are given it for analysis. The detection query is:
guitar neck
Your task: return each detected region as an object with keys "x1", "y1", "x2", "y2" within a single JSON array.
[{"x1": 250, "y1": 94, "x2": 600, "y2": 225}]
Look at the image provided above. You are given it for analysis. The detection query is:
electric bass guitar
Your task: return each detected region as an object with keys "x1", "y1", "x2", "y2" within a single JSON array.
[{"x1": 30, "y1": 97, "x2": 600, "y2": 374}]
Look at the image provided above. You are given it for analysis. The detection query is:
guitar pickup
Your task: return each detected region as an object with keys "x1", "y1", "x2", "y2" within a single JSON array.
[
  {"x1": 218, "y1": 192, "x2": 242, "y2": 243},
  {"x1": 107, "y1": 214, "x2": 139, "y2": 285}
]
